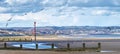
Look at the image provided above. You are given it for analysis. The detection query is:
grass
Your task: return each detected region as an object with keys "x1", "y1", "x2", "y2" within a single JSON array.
[{"x1": 0, "y1": 36, "x2": 32, "y2": 42}]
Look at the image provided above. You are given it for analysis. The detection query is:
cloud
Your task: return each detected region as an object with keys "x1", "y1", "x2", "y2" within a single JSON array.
[
  {"x1": 0, "y1": 14, "x2": 11, "y2": 21},
  {"x1": 0, "y1": 7, "x2": 8, "y2": 12},
  {"x1": 0, "y1": 0, "x2": 44, "y2": 14},
  {"x1": 68, "y1": 0, "x2": 120, "y2": 7},
  {"x1": 5, "y1": 0, "x2": 29, "y2": 5},
  {"x1": 0, "y1": 0, "x2": 120, "y2": 27},
  {"x1": 42, "y1": 0, "x2": 67, "y2": 7},
  {"x1": 0, "y1": 0, "x2": 120, "y2": 15}
]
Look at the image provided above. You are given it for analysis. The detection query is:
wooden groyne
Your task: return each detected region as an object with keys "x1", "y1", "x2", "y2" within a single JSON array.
[{"x1": 0, "y1": 42, "x2": 101, "y2": 52}]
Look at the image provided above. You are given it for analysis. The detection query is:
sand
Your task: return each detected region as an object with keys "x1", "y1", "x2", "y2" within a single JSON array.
[
  {"x1": 0, "y1": 36, "x2": 120, "y2": 54},
  {"x1": 0, "y1": 42, "x2": 119, "y2": 54},
  {"x1": 0, "y1": 50, "x2": 119, "y2": 54}
]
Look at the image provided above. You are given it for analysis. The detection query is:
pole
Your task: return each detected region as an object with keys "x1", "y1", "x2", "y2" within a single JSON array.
[
  {"x1": 20, "y1": 44, "x2": 22, "y2": 49},
  {"x1": 4, "y1": 42, "x2": 7, "y2": 48},
  {"x1": 51, "y1": 43, "x2": 54, "y2": 50},
  {"x1": 34, "y1": 22, "x2": 36, "y2": 42},
  {"x1": 67, "y1": 43, "x2": 70, "y2": 50},
  {"x1": 83, "y1": 43, "x2": 85, "y2": 51},
  {"x1": 36, "y1": 43, "x2": 38, "y2": 50},
  {"x1": 97, "y1": 42, "x2": 101, "y2": 52}
]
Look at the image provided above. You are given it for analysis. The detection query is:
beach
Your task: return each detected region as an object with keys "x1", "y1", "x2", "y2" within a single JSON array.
[
  {"x1": 0, "y1": 50, "x2": 120, "y2": 54},
  {"x1": 0, "y1": 36, "x2": 120, "y2": 54}
]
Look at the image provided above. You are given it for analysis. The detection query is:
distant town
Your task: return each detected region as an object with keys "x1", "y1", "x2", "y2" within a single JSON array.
[{"x1": 0, "y1": 26, "x2": 120, "y2": 36}]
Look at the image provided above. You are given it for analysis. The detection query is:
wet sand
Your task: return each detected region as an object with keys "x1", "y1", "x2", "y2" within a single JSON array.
[
  {"x1": 0, "y1": 42, "x2": 120, "y2": 54},
  {"x1": 0, "y1": 50, "x2": 119, "y2": 54},
  {"x1": 0, "y1": 36, "x2": 120, "y2": 54},
  {"x1": 54, "y1": 42, "x2": 120, "y2": 51}
]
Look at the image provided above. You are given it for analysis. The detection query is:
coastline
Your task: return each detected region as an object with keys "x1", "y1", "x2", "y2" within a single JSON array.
[
  {"x1": 0, "y1": 41, "x2": 120, "y2": 54},
  {"x1": 2, "y1": 40, "x2": 120, "y2": 52},
  {"x1": 0, "y1": 36, "x2": 120, "y2": 54}
]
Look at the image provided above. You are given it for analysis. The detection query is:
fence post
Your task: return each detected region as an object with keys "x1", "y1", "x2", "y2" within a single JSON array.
[
  {"x1": 4, "y1": 42, "x2": 7, "y2": 48},
  {"x1": 36, "y1": 43, "x2": 38, "y2": 50},
  {"x1": 51, "y1": 43, "x2": 54, "y2": 50},
  {"x1": 97, "y1": 42, "x2": 101, "y2": 52},
  {"x1": 20, "y1": 44, "x2": 22, "y2": 49},
  {"x1": 83, "y1": 43, "x2": 85, "y2": 51},
  {"x1": 67, "y1": 43, "x2": 70, "y2": 50}
]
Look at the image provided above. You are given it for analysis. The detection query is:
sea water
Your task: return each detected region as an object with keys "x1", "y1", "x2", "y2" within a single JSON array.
[{"x1": 61, "y1": 34, "x2": 120, "y2": 39}]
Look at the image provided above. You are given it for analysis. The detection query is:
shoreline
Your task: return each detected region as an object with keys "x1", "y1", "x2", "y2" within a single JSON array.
[
  {"x1": 2, "y1": 41, "x2": 120, "y2": 52},
  {"x1": 0, "y1": 41, "x2": 120, "y2": 54},
  {"x1": 0, "y1": 36, "x2": 120, "y2": 54}
]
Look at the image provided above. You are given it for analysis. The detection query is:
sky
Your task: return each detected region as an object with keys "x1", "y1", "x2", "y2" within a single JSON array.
[{"x1": 0, "y1": 0, "x2": 120, "y2": 27}]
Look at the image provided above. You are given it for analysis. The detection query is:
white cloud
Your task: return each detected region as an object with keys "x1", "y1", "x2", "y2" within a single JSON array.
[
  {"x1": 5, "y1": 0, "x2": 34, "y2": 5},
  {"x1": 0, "y1": 0, "x2": 120, "y2": 27},
  {"x1": 0, "y1": 14, "x2": 11, "y2": 21},
  {"x1": 42, "y1": 0, "x2": 67, "y2": 7},
  {"x1": 0, "y1": 7, "x2": 8, "y2": 12},
  {"x1": 0, "y1": 0, "x2": 120, "y2": 15},
  {"x1": 113, "y1": 0, "x2": 120, "y2": 6},
  {"x1": 91, "y1": 10, "x2": 109, "y2": 16},
  {"x1": 0, "y1": 0, "x2": 44, "y2": 14}
]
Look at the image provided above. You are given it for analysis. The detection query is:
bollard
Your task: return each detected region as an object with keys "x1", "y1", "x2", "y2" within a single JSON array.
[
  {"x1": 4, "y1": 42, "x2": 7, "y2": 48},
  {"x1": 98, "y1": 42, "x2": 101, "y2": 49},
  {"x1": 20, "y1": 44, "x2": 22, "y2": 49},
  {"x1": 97, "y1": 42, "x2": 101, "y2": 52},
  {"x1": 83, "y1": 43, "x2": 85, "y2": 51},
  {"x1": 67, "y1": 43, "x2": 70, "y2": 50},
  {"x1": 36, "y1": 43, "x2": 38, "y2": 50},
  {"x1": 51, "y1": 43, "x2": 54, "y2": 49}
]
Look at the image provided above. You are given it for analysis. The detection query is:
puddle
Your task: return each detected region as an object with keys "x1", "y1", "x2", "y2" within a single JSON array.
[
  {"x1": 100, "y1": 50, "x2": 116, "y2": 52},
  {"x1": 13, "y1": 43, "x2": 57, "y2": 49}
]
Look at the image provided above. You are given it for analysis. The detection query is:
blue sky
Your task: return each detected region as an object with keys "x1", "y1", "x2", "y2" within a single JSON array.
[{"x1": 0, "y1": 0, "x2": 120, "y2": 27}]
